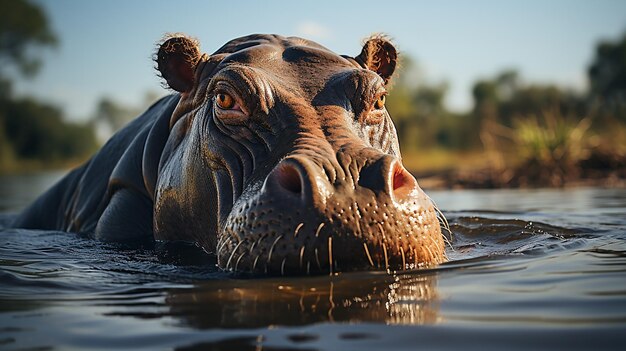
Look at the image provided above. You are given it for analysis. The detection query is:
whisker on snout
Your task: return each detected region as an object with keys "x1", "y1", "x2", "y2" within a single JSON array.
[
  {"x1": 252, "y1": 254, "x2": 261, "y2": 272},
  {"x1": 315, "y1": 248, "x2": 321, "y2": 270},
  {"x1": 363, "y1": 242, "x2": 375, "y2": 267},
  {"x1": 235, "y1": 251, "x2": 246, "y2": 271},
  {"x1": 314, "y1": 223, "x2": 325, "y2": 237},
  {"x1": 424, "y1": 237, "x2": 437, "y2": 263},
  {"x1": 299, "y1": 245, "x2": 306, "y2": 269},
  {"x1": 377, "y1": 223, "x2": 390, "y2": 271},
  {"x1": 293, "y1": 222, "x2": 304, "y2": 238},
  {"x1": 382, "y1": 243, "x2": 389, "y2": 271},
  {"x1": 226, "y1": 240, "x2": 244, "y2": 271},
  {"x1": 216, "y1": 238, "x2": 229, "y2": 256},
  {"x1": 328, "y1": 236, "x2": 334, "y2": 275},
  {"x1": 428, "y1": 233, "x2": 448, "y2": 262},
  {"x1": 267, "y1": 234, "x2": 284, "y2": 264},
  {"x1": 427, "y1": 194, "x2": 455, "y2": 252}
]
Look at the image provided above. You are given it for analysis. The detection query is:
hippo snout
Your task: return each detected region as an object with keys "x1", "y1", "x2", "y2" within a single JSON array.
[
  {"x1": 267, "y1": 155, "x2": 419, "y2": 205},
  {"x1": 219, "y1": 153, "x2": 445, "y2": 275}
]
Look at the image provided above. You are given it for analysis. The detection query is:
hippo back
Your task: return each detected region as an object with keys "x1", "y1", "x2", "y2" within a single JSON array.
[{"x1": 12, "y1": 95, "x2": 180, "y2": 239}]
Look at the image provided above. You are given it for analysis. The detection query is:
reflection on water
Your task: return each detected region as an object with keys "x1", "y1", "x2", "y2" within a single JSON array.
[
  {"x1": 0, "y1": 172, "x2": 625, "y2": 350},
  {"x1": 163, "y1": 273, "x2": 439, "y2": 329}
]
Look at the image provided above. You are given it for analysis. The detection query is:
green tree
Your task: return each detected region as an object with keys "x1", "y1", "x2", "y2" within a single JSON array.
[
  {"x1": 386, "y1": 57, "x2": 459, "y2": 151},
  {"x1": 95, "y1": 97, "x2": 136, "y2": 132},
  {"x1": 3, "y1": 97, "x2": 97, "y2": 161},
  {"x1": 588, "y1": 32, "x2": 626, "y2": 104},
  {"x1": 588, "y1": 32, "x2": 626, "y2": 123},
  {"x1": 472, "y1": 70, "x2": 519, "y2": 124},
  {"x1": 0, "y1": 0, "x2": 99, "y2": 171},
  {"x1": 0, "y1": 0, "x2": 58, "y2": 78},
  {"x1": 92, "y1": 91, "x2": 163, "y2": 141},
  {"x1": 0, "y1": 0, "x2": 59, "y2": 170},
  {"x1": 472, "y1": 69, "x2": 585, "y2": 127}
]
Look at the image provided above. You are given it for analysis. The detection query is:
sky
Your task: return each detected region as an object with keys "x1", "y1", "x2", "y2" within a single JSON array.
[{"x1": 11, "y1": 0, "x2": 626, "y2": 121}]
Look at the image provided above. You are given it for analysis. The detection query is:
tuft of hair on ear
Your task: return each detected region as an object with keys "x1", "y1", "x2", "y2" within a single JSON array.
[
  {"x1": 358, "y1": 33, "x2": 399, "y2": 85},
  {"x1": 153, "y1": 33, "x2": 201, "y2": 92}
]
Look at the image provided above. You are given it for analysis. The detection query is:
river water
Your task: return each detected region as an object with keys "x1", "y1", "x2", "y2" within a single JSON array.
[{"x1": 0, "y1": 171, "x2": 625, "y2": 350}]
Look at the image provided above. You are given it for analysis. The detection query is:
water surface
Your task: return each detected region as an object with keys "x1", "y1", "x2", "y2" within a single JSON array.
[{"x1": 1, "y1": 172, "x2": 625, "y2": 350}]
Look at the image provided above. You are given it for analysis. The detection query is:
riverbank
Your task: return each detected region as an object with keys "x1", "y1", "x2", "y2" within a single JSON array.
[
  {"x1": 404, "y1": 148, "x2": 626, "y2": 190},
  {"x1": 413, "y1": 167, "x2": 626, "y2": 190},
  {"x1": 0, "y1": 159, "x2": 84, "y2": 175}
]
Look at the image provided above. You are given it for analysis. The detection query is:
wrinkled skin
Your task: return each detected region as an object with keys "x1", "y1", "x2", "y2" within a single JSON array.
[{"x1": 12, "y1": 34, "x2": 445, "y2": 275}]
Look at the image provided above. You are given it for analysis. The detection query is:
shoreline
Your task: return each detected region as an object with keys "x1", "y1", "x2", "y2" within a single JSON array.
[{"x1": 412, "y1": 167, "x2": 626, "y2": 190}]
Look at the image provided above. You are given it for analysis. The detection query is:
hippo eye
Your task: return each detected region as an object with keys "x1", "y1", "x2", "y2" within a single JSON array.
[
  {"x1": 374, "y1": 94, "x2": 386, "y2": 110},
  {"x1": 215, "y1": 93, "x2": 236, "y2": 110}
]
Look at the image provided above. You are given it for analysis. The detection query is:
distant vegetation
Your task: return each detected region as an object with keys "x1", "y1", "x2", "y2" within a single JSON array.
[
  {"x1": 0, "y1": 0, "x2": 157, "y2": 172},
  {"x1": 0, "y1": 0, "x2": 97, "y2": 171},
  {"x1": 1, "y1": 0, "x2": 625, "y2": 187},
  {"x1": 387, "y1": 32, "x2": 626, "y2": 187}
]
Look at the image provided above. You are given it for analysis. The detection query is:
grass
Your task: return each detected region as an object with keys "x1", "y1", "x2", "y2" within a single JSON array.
[
  {"x1": 513, "y1": 113, "x2": 592, "y2": 169},
  {"x1": 482, "y1": 110, "x2": 598, "y2": 186}
]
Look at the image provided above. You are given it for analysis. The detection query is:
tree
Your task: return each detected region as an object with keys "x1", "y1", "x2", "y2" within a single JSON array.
[
  {"x1": 472, "y1": 70, "x2": 519, "y2": 123},
  {"x1": 385, "y1": 56, "x2": 458, "y2": 151},
  {"x1": 94, "y1": 97, "x2": 136, "y2": 132},
  {"x1": 92, "y1": 91, "x2": 163, "y2": 141},
  {"x1": 0, "y1": 0, "x2": 98, "y2": 171},
  {"x1": 0, "y1": 0, "x2": 58, "y2": 79},
  {"x1": 588, "y1": 32, "x2": 626, "y2": 103},
  {"x1": 472, "y1": 69, "x2": 585, "y2": 127}
]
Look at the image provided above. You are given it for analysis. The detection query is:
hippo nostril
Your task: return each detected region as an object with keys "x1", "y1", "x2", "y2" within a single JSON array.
[
  {"x1": 390, "y1": 163, "x2": 418, "y2": 200},
  {"x1": 275, "y1": 163, "x2": 303, "y2": 195},
  {"x1": 359, "y1": 156, "x2": 418, "y2": 196},
  {"x1": 392, "y1": 166, "x2": 408, "y2": 191}
]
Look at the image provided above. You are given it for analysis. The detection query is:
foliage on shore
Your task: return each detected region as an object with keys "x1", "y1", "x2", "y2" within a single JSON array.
[{"x1": 388, "y1": 32, "x2": 626, "y2": 188}]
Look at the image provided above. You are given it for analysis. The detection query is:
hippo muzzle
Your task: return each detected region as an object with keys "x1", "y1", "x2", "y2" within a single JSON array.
[{"x1": 222, "y1": 149, "x2": 443, "y2": 275}]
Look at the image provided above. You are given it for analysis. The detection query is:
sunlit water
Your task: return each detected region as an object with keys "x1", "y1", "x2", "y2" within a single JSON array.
[{"x1": 1, "y1": 172, "x2": 625, "y2": 350}]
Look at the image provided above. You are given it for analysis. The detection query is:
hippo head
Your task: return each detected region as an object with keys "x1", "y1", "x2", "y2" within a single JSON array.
[{"x1": 153, "y1": 34, "x2": 445, "y2": 275}]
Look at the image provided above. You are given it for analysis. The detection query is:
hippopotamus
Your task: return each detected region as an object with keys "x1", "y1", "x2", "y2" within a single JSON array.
[{"x1": 12, "y1": 34, "x2": 445, "y2": 275}]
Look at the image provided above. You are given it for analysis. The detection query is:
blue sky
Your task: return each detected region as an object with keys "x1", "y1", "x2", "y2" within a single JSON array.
[{"x1": 12, "y1": 0, "x2": 626, "y2": 120}]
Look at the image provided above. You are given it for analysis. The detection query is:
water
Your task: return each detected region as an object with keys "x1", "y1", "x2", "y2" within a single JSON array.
[{"x1": 1, "y1": 172, "x2": 625, "y2": 350}]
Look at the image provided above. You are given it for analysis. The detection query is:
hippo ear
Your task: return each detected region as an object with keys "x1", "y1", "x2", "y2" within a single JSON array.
[
  {"x1": 355, "y1": 36, "x2": 398, "y2": 85},
  {"x1": 155, "y1": 35, "x2": 202, "y2": 93}
]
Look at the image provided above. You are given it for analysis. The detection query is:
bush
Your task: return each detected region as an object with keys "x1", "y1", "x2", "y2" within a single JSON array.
[{"x1": 481, "y1": 110, "x2": 597, "y2": 186}]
